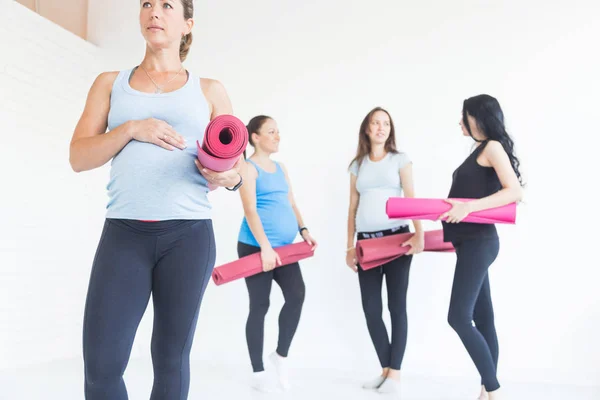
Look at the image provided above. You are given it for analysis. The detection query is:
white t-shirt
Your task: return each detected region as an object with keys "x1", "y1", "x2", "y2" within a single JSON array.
[{"x1": 350, "y1": 152, "x2": 411, "y2": 233}]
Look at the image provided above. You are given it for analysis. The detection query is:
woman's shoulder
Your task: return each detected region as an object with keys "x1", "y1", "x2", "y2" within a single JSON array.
[
  {"x1": 275, "y1": 160, "x2": 288, "y2": 173},
  {"x1": 243, "y1": 157, "x2": 260, "y2": 179},
  {"x1": 199, "y1": 77, "x2": 227, "y2": 99},
  {"x1": 481, "y1": 139, "x2": 503, "y2": 152},
  {"x1": 389, "y1": 150, "x2": 411, "y2": 166},
  {"x1": 91, "y1": 71, "x2": 120, "y2": 89},
  {"x1": 83, "y1": 71, "x2": 121, "y2": 102},
  {"x1": 97, "y1": 70, "x2": 120, "y2": 80},
  {"x1": 199, "y1": 77, "x2": 223, "y2": 89},
  {"x1": 199, "y1": 77, "x2": 231, "y2": 117},
  {"x1": 390, "y1": 149, "x2": 409, "y2": 156}
]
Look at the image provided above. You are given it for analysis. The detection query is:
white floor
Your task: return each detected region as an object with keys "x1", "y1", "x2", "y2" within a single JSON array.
[{"x1": 1, "y1": 358, "x2": 598, "y2": 400}]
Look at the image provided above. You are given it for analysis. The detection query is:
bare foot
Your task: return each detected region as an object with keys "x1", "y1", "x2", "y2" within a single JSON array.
[
  {"x1": 488, "y1": 388, "x2": 502, "y2": 400},
  {"x1": 386, "y1": 368, "x2": 401, "y2": 381},
  {"x1": 478, "y1": 385, "x2": 488, "y2": 400}
]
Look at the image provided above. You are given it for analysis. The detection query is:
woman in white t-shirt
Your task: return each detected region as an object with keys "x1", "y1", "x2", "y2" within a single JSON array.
[{"x1": 346, "y1": 107, "x2": 425, "y2": 395}]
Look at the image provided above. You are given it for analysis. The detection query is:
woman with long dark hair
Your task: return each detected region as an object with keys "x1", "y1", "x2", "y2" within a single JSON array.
[
  {"x1": 346, "y1": 107, "x2": 424, "y2": 395},
  {"x1": 439, "y1": 94, "x2": 523, "y2": 400}
]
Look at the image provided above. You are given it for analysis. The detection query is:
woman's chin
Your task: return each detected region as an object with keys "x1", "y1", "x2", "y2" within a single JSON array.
[{"x1": 142, "y1": 37, "x2": 171, "y2": 50}]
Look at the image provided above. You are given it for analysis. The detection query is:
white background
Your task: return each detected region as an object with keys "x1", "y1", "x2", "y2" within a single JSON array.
[{"x1": 2, "y1": 0, "x2": 599, "y2": 390}]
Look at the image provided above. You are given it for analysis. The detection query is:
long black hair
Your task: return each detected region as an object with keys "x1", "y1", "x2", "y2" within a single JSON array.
[
  {"x1": 463, "y1": 94, "x2": 524, "y2": 186},
  {"x1": 243, "y1": 115, "x2": 271, "y2": 158}
]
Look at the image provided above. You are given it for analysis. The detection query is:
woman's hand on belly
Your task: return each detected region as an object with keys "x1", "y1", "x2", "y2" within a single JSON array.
[{"x1": 130, "y1": 118, "x2": 187, "y2": 151}]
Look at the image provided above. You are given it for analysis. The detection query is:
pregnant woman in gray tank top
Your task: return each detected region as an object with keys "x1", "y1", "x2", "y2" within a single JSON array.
[
  {"x1": 345, "y1": 107, "x2": 425, "y2": 396},
  {"x1": 69, "y1": 1, "x2": 244, "y2": 399}
]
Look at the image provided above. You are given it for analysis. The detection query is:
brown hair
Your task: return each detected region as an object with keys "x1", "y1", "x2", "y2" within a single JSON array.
[
  {"x1": 179, "y1": 0, "x2": 194, "y2": 62},
  {"x1": 243, "y1": 115, "x2": 272, "y2": 158},
  {"x1": 348, "y1": 107, "x2": 399, "y2": 170}
]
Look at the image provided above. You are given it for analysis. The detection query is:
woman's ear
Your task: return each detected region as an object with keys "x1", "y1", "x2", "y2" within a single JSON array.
[{"x1": 185, "y1": 19, "x2": 194, "y2": 35}]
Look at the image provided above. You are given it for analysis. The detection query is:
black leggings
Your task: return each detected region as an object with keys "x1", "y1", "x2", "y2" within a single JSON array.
[
  {"x1": 82, "y1": 219, "x2": 216, "y2": 400},
  {"x1": 448, "y1": 236, "x2": 500, "y2": 392},
  {"x1": 237, "y1": 242, "x2": 306, "y2": 372},
  {"x1": 357, "y1": 226, "x2": 412, "y2": 370}
]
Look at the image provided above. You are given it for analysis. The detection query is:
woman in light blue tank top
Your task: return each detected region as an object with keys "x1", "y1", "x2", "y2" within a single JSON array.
[
  {"x1": 236, "y1": 116, "x2": 318, "y2": 391},
  {"x1": 68, "y1": 2, "x2": 244, "y2": 399}
]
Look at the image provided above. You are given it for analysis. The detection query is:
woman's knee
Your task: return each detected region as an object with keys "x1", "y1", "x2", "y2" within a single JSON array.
[
  {"x1": 250, "y1": 298, "x2": 270, "y2": 317},
  {"x1": 84, "y1": 350, "x2": 126, "y2": 386},
  {"x1": 447, "y1": 307, "x2": 471, "y2": 332},
  {"x1": 361, "y1": 295, "x2": 383, "y2": 322},
  {"x1": 151, "y1": 343, "x2": 186, "y2": 373},
  {"x1": 473, "y1": 310, "x2": 495, "y2": 329},
  {"x1": 292, "y1": 281, "x2": 306, "y2": 305},
  {"x1": 387, "y1": 293, "x2": 408, "y2": 317},
  {"x1": 282, "y1": 284, "x2": 305, "y2": 311}
]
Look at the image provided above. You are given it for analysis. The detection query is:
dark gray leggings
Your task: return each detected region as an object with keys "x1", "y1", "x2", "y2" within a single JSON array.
[
  {"x1": 357, "y1": 225, "x2": 412, "y2": 371},
  {"x1": 82, "y1": 219, "x2": 216, "y2": 400},
  {"x1": 448, "y1": 236, "x2": 500, "y2": 392},
  {"x1": 237, "y1": 242, "x2": 306, "y2": 372}
]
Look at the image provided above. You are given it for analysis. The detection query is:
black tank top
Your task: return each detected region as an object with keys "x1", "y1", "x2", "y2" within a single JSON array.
[{"x1": 442, "y1": 140, "x2": 503, "y2": 243}]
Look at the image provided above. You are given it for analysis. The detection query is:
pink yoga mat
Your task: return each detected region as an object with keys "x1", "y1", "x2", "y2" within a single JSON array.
[
  {"x1": 386, "y1": 198, "x2": 517, "y2": 224},
  {"x1": 356, "y1": 230, "x2": 454, "y2": 270},
  {"x1": 196, "y1": 114, "x2": 248, "y2": 172},
  {"x1": 212, "y1": 242, "x2": 315, "y2": 286}
]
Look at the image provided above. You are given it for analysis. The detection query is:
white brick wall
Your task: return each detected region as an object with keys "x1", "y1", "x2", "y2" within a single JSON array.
[{"x1": 0, "y1": 1, "x2": 112, "y2": 369}]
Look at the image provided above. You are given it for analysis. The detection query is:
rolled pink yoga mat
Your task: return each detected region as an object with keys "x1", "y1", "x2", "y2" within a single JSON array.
[
  {"x1": 386, "y1": 198, "x2": 517, "y2": 224},
  {"x1": 356, "y1": 230, "x2": 454, "y2": 270},
  {"x1": 212, "y1": 242, "x2": 315, "y2": 286},
  {"x1": 196, "y1": 114, "x2": 249, "y2": 172}
]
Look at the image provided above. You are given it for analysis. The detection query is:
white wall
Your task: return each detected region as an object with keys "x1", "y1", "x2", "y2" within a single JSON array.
[
  {"x1": 1, "y1": 0, "x2": 112, "y2": 368},
  {"x1": 2, "y1": 0, "x2": 599, "y2": 390}
]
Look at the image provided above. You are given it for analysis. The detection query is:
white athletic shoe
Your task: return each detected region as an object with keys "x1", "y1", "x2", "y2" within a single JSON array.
[
  {"x1": 362, "y1": 375, "x2": 386, "y2": 390},
  {"x1": 377, "y1": 377, "x2": 401, "y2": 395},
  {"x1": 250, "y1": 371, "x2": 277, "y2": 392},
  {"x1": 268, "y1": 352, "x2": 290, "y2": 390}
]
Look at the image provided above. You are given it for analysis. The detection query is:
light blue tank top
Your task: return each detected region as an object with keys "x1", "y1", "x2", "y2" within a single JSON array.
[
  {"x1": 105, "y1": 67, "x2": 212, "y2": 220},
  {"x1": 238, "y1": 159, "x2": 298, "y2": 248}
]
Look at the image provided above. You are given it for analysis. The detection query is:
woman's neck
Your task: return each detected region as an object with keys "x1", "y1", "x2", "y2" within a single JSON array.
[
  {"x1": 369, "y1": 145, "x2": 387, "y2": 161},
  {"x1": 140, "y1": 48, "x2": 183, "y2": 72},
  {"x1": 251, "y1": 150, "x2": 272, "y2": 163}
]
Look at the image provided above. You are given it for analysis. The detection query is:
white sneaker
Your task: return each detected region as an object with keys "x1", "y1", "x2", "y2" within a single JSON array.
[
  {"x1": 268, "y1": 352, "x2": 290, "y2": 390},
  {"x1": 377, "y1": 378, "x2": 401, "y2": 395},
  {"x1": 362, "y1": 375, "x2": 386, "y2": 390},
  {"x1": 250, "y1": 371, "x2": 276, "y2": 392}
]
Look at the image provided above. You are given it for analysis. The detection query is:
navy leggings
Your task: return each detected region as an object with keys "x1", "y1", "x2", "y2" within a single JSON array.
[
  {"x1": 82, "y1": 219, "x2": 216, "y2": 400},
  {"x1": 357, "y1": 226, "x2": 412, "y2": 370},
  {"x1": 448, "y1": 236, "x2": 500, "y2": 392},
  {"x1": 237, "y1": 242, "x2": 306, "y2": 372}
]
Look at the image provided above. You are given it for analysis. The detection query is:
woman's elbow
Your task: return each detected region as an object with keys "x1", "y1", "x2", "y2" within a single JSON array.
[
  {"x1": 69, "y1": 141, "x2": 83, "y2": 173},
  {"x1": 512, "y1": 185, "x2": 524, "y2": 202},
  {"x1": 69, "y1": 152, "x2": 84, "y2": 173}
]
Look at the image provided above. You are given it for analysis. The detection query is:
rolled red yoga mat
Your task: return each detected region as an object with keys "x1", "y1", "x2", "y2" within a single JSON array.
[
  {"x1": 196, "y1": 114, "x2": 249, "y2": 172},
  {"x1": 386, "y1": 197, "x2": 517, "y2": 224},
  {"x1": 212, "y1": 242, "x2": 315, "y2": 286},
  {"x1": 356, "y1": 229, "x2": 454, "y2": 270}
]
